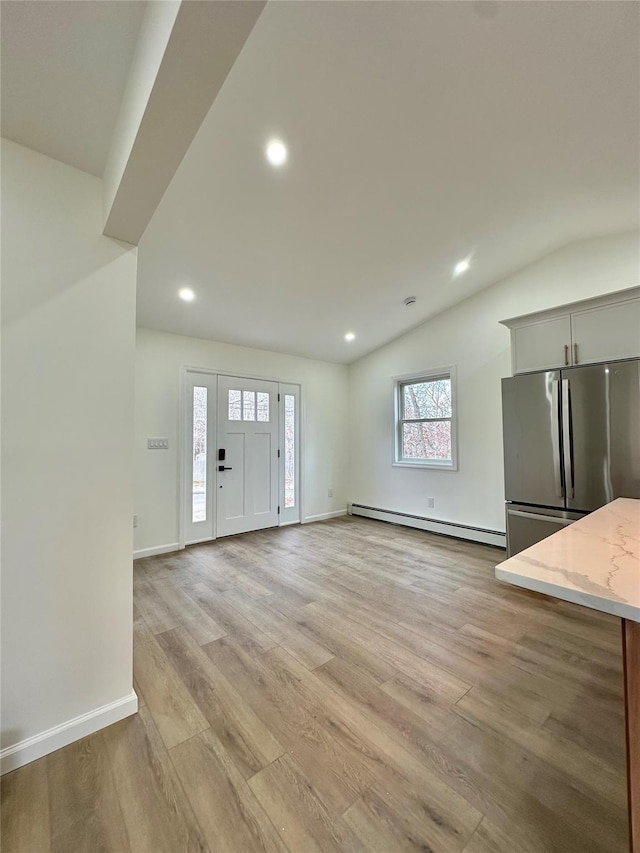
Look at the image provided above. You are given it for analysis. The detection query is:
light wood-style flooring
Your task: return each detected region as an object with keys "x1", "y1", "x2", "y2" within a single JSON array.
[{"x1": 1, "y1": 517, "x2": 627, "y2": 852}]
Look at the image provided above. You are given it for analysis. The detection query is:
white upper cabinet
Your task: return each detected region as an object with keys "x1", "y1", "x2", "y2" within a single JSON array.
[
  {"x1": 501, "y1": 287, "x2": 640, "y2": 374},
  {"x1": 512, "y1": 315, "x2": 571, "y2": 373},
  {"x1": 571, "y1": 298, "x2": 640, "y2": 366}
]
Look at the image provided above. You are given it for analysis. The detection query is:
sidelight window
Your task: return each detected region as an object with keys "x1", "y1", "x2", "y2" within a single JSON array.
[{"x1": 192, "y1": 386, "x2": 207, "y2": 521}]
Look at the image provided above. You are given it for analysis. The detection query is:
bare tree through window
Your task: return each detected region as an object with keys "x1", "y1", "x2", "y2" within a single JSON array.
[
  {"x1": 192, "y1": 386, "x2": 207, "y2": 522},
  {"x1": 284, "y1": 395, "x2": 295, "y2": 507},
  {"x1": 397, "y1": 375, "x2": 454, "y2": 463}
]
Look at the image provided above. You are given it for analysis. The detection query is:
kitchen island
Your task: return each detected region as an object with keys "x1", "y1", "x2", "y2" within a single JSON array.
[{"x1": 496, "y1": 497, "x2": 639, "y2": 852}]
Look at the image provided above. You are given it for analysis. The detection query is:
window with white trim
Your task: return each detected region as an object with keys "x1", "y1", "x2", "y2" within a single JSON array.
[{"x1": 394, "y1": 369, "x2": 457, "y2": 469}]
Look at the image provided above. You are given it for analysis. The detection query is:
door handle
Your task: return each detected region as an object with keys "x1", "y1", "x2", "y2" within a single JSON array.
[
  {"x1": 562, "y1": 379, "x2": 574, "y2": 499},
  {"x1": 218, "y1": 465, "x2": 233, "y2": 471},
  {"x1": 573, "y1": 343, "x2": 579, "y2": 364},
  {"x1": 508, "y1": 509, "x2": 575, "y2": 525},
  {"x1": 551, "y1": 380, "x2": 563, "y2": 497},
  {"x1": 564, "y1": 344, "x2": 569, "y2": 366}
]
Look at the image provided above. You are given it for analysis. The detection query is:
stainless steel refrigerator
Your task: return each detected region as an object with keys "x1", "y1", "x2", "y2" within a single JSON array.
[{"x1": 501, "y1": 359, "x2": 640, "y2": 556}]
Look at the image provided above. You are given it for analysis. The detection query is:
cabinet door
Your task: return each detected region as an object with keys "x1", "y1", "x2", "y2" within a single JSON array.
[
  {"x1": 512, "y1": 315, "x2": 571, "y2": 373},
  {"x1": 571, "y1": 299, "x2": 640, "y2": 365}
]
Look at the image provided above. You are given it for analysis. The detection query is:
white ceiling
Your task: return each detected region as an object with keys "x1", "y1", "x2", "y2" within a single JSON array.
[
  {"x1": 1, "y1": 0, "x2": 146, "y2": 177},
  {"x1": 2, "y1": 2, "x2": 638, "y2": 363},
  {"x1": 137, "y1": 0, "x2": 639, "y2": 363}
]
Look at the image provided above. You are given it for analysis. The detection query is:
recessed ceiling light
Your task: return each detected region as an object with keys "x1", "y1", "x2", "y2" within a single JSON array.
[
  {"x1": 266, "y1": 138, "x2": 287, "y2": 167},
  {"x1": 178, "y1": 287, "x2": 195, "y2": 302},
  {"x1": 454, "y1": 258, "x2": 471, "y2": 277},
  {"x1": 344, "y1": 332, "x2": 356, "y2": 342}
]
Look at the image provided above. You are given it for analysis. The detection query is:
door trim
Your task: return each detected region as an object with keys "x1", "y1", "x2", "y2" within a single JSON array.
[{"x1": 179, "y1": 366, "x2": 304, "y2": 548}]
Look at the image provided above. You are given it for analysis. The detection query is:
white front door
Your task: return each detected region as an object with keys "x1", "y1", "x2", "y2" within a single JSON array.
[{"x1": 216, "y1": 375, "x2": 279, "y2": 537}]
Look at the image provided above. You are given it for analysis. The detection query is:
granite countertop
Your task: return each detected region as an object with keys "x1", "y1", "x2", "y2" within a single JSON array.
[{"x1": 496, "y1": 498, "x2": 640, "y2": 622}]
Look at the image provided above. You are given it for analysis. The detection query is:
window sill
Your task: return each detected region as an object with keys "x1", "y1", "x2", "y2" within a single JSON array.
[{"x1": 392, "y1": 460, "x2": 458, "y2": 472}]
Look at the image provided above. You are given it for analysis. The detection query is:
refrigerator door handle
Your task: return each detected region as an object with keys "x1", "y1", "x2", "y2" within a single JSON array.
[
  {"x1": 508, "y1": 509, "x2": 576, "y2": 525},
  {"x1": 551, "y1": 379, "x2": 563, "y2": 497},
  {"x1": 562, "y1": 379, "x2": 574, "y2": 499}
]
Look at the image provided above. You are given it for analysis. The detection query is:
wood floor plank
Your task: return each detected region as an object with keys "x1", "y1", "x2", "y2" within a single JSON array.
[
  {"x1": 133, "y1": 675, "x2": 146, "y2": 708},
  {"x1": 291, "y1": 606, "x2": 399, "y2": 684},
  {"x1": 47, "y1": 732, "x2": 130, "y2": 853},
  {"x1": 248, "y1": 754, "x2": 364, "y2": 853},
  {"x1": 133, "y1": 617, "x2": 209, "y2": 749},
  {"x1": 343, "y1": 780, "x2": 480, "y2": 853},
  {"x1": 157, "y1": 626, "x2": 284, "y2": 777},
  {"x1": 393, "y1": 683, "x2": 627, "y2": 853},
  {"x1": 519, "y1": 620, "x2": 624, "y2": 670},
  {"x1": 102, "y1": 703, "x2": 209, "y2": 852},
  {"x1": 1, "y1": 759, "x2": 51, "y2": 853},
  {"x1": 305, "y1": 600, "x2": 471, "y2": 703},
  {"x1": 454, "y1": 685, "x2": 625, "y2": 809},
  {"x1": 543, "y1": 696, "x2": 625, "y2": 766},
  {"x1": 511, "y1": 637, "x2": 623, "y2": 704},
  {"x1": 170, "y1": 728, "x2": 288, "y2": 853},
  {"x1": 222, "y1": 588, "x2": 334, "y2": 669},
  {"x1": 539, "y1": 609, "x2": 621, "y2": 655},
  {"x1": 269, "y1": 648, "x2": 484, "y2": 839},
  {"x1": 313, "y1": 647, "x2": 624, "y2": 853},
  {"x1": 187, "y1": 582, "x2": 278, "y2": 655},
  {"x1": 133, "y1": 575, "x2": 179, "y2": 634},
  {"x1": 153, "y1": 577, "x2": 227, "y2": 645},
  {"x1": 461, "y1": 817, "x2": 531, "y2": 853},
  {"x1": 206, "y1": 637, "x2": 377, "y2": 814},
  {"x1": 171, "y1": 548, "x2": 235, "y2": 592}
]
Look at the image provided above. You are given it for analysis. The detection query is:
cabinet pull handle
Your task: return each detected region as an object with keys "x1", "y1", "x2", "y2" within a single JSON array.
[
  {"x1": 573, "y1": 343, "x2": 579, "y2": 364},
  {"x1": 564, "y1": 344, "x2": 569, "y2": 366}
]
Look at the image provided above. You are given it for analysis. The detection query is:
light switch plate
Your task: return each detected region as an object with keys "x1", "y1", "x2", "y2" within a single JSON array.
[{"x1": 147, "y1": 438, "x2": 169, "y2": 449}]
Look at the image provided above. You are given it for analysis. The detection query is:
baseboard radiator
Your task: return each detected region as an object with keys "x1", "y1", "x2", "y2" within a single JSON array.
[{"x1": 349, "y1": 503, "x2": 506, "y2": 548}]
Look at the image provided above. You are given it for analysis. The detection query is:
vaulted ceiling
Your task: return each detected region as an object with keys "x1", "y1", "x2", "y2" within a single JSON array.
[
  {"x1": 1, "y1": 0, "x2": 145, "y2": 176},
  {"x1": 3, "y1": 1, "x2": 639, "y2": 363},
  {"x1": 137, "y1": 1, "x2": 640, "y2": 362}
]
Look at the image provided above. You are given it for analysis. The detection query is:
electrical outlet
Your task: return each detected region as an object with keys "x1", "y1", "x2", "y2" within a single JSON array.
[
  {"x1": 133, "y1": 514, "x2": 138, "y2": 528},
  {"x1": 427, "y1": 497, "x2": 435, "y2": 509},
  {"x1": 328, "y1": 488, "x2": 333, "y2": 498}
]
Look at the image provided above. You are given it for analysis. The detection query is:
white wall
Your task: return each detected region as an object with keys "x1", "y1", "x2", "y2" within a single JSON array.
[
  {"x1": 134, "y1": 328, "x2": 349, "y2": 555},
  {"x1": 1, "y1": 140, "x2": 137, "y2": 766},
  {"x1": 348, "y1": 231, "x2": 640, "y2": 534}
]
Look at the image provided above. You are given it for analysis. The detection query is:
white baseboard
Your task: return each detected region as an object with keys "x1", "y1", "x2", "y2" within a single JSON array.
[
  {"x1": 349, "y1": 503, "x2": 506, "y2": 548},
  {"x1": 0, "y1": 691, "x2": 138, "y2": 775},
  {"x1": 302, "y1": 510, "x2": 348, "y2": 524},
  {"x1": 133, "y1": 542, "x2": 181, "y2": 560}
]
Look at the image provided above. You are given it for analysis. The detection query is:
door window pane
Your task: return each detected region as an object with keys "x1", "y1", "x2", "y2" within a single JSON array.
[
  {"x1": 284, "y1": 394, "x2": 295, "y2": 508},
  {"x1": 257, "y1": 392, "x2": 270, "y2": 422},
  {"x1": 192, "y1": 386, "x2": 207, "y2": 522},
  {"x1": 228, "y1": 389, "x2": 241, "y2": 420},
  {"x1": 242, "y1": 390, "x2": 256, "y2": 421}
]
